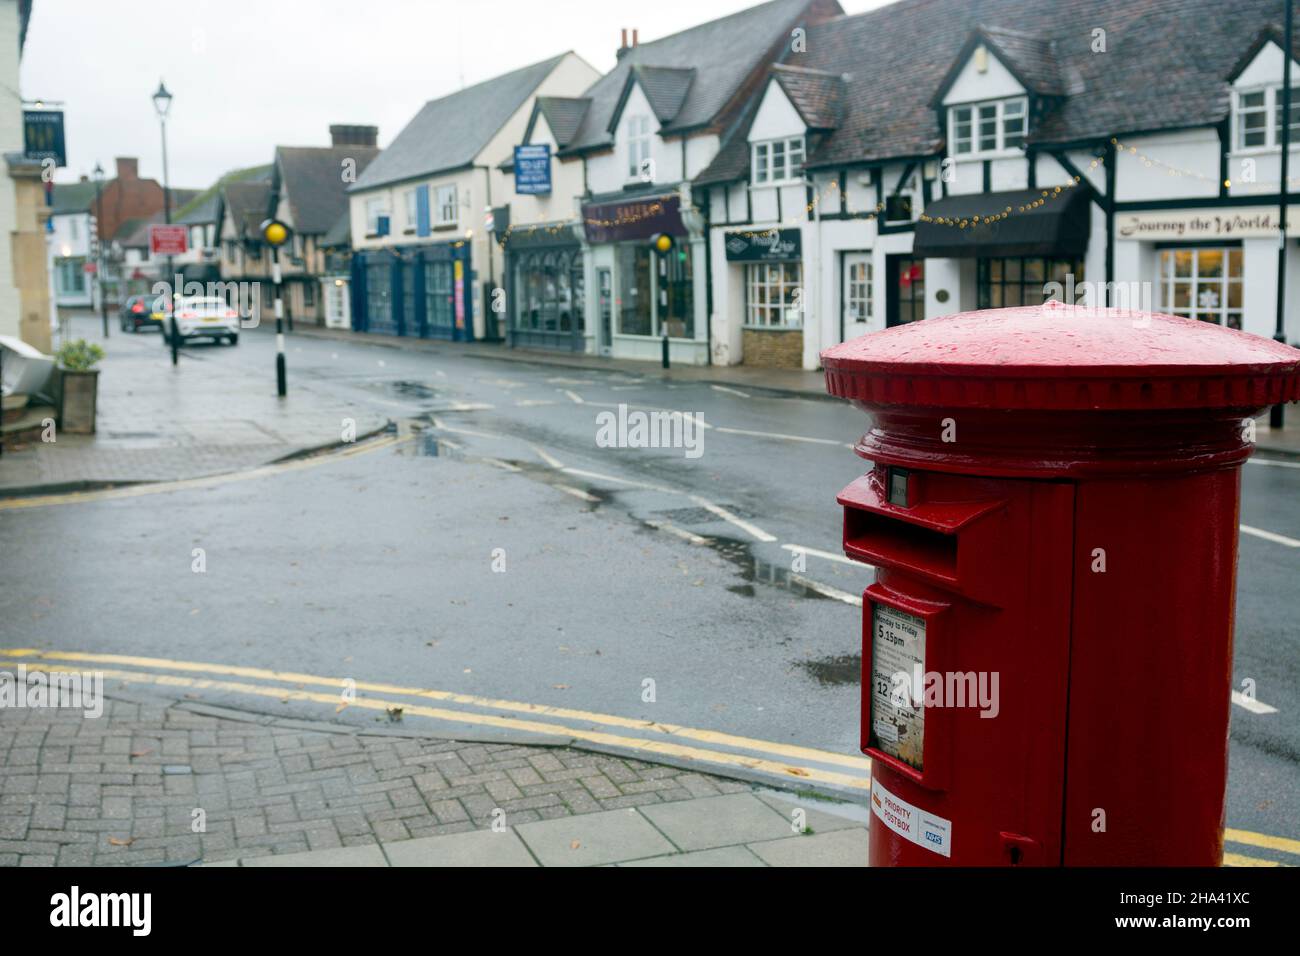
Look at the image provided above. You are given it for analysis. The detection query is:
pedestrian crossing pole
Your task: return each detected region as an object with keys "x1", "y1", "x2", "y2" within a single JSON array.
[{"x1": 261, "y1": 219, "x2": 291, "y2": 397}]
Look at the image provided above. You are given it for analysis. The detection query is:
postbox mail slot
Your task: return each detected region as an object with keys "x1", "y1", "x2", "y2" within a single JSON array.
[
  {"x1": 845, "y1": 509, "x2": 958, "y2": 586},
  {"x1": 838, "y1": 473, "x2": 1006, "y2": 602}
]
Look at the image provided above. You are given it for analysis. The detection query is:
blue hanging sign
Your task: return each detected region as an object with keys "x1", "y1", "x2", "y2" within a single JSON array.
[{"x1": 514, "y1": 144, "x2": 551, "y2": 195}]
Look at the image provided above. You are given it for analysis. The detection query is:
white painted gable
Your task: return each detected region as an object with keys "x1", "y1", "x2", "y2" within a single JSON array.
[
  {"x1": 1233, "y1": 38, "x2": 1300, "y2": 88},
  {"x1": 942, "y1": 44, "x2": 1025, "y2": 105},
  {"x1": 749, "y1": 77, "x2": 806, "y2": 142}
]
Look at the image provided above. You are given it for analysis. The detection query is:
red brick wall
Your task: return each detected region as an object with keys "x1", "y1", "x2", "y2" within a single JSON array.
[{"x1": 94, "y1": 157, "x2": 166, "y2": 241}]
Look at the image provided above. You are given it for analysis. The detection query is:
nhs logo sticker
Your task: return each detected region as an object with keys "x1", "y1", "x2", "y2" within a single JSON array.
[{"x1": 870, "y1": 776, "x2": 953, "y2": 858}]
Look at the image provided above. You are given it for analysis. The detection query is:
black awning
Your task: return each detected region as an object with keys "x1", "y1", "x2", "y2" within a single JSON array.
[{"x1": 912, "y1": 186, "x2": 1092, "y2": 259}]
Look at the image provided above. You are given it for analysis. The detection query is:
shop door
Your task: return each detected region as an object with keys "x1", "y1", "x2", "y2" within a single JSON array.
[
  {"x1": 597, "y1": 268, "x2": 612, "y2": 356},
  {"x1": 886, "y1": 255, "x2": 925, "y2": 328},
  {"x1": 843, "y1": 253, "x2": 873, "y2": 341}
]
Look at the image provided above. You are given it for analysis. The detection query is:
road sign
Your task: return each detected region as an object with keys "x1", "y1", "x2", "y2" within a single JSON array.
[{"x1": 149, "y1": 224, "x2": 188, "y2": 256}]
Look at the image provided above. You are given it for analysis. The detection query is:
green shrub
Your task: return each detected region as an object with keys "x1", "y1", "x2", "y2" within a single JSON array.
[{"x1": 56, "y1": 339, "x2": 105, "y2": 372}]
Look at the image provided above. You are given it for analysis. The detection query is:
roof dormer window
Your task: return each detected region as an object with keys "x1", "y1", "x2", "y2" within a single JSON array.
[
  {"x1": 1233, "y1": 86, "x2": 1300, "y2": 151},
  {"x1": 950, "y1": 97, "x2": 1027, "y2": 157},
  {"x1": 626, "y1": 115, "x2": 652, "y2": 180},
  {"x1": 752, "y1": 137, "x2": 805, "y2": 185}
]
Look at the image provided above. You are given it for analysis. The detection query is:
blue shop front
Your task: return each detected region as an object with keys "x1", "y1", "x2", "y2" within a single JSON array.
[{"x1": 350, "y1": 239, "x2": 474, "y2": 340}]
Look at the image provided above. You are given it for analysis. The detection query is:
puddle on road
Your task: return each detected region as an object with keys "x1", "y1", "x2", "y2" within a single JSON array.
[
  {"x1": 796, "y1": 653, "x2": 863, "y2": 687},
  {"x1": 365, "y1": 380, "x2": 440, "y2": 400}
]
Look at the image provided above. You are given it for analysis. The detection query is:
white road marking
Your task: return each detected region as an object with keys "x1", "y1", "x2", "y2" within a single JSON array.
[
  {"x1": 482, "y1": 457, "x2": 520, "y2": 472},
  {"x1": 546, "y1": 377, "x2": 592, "y2": 386},
  {"x1": 710, "y1": 384, "x2": 751, "y2": 399},
  {"x1": 531, "y1": 445, "x2": 565, "y2": 469},
  {"x1": 783, "y1": 543, "x2": 872, "y2": 569},
  {"x1": 645, "y1": 520, "x2": 712, "y2": 546},
  {"x1": 560, "y1": 467, "x2": 675, "y2": 494},
  {"x1": 1240, "y1": 524, "x2": 1300, "y2": 548},
  {"x1": 1232, "y1": 691, "x2": 1279, "y2": 715},
  {"x1": 555, "y1": 484, "x2": 599, "y2": 502},
  {"x1": 789, "y1": 574, "x2": 863, "y2": 606},
  {"x1": 562, "y1": 389, "x2": 584, "y2": 404},
  {"x1": 514, "y1": 399, "x2": 558, "y2": 407},
  {"x1": 579, "y1": 399, "x2": 714, "y2": 428},
  {"x1": 439, "y1": 402, "x2": 494, "y2": 412},
  {"x1": 1247, "y1": 456, "x2": 1300, "y2": 469},
  {"x1": 714, "y1": 426, "x2": 850, "y2": 446},
  {"x1": 689, "y1": 496, "x2": 777, "y2": 543}
]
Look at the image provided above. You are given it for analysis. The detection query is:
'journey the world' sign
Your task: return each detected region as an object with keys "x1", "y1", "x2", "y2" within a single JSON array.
[{"x1": 1117, "y1": 207, "x2": 1300, "y2": 240}]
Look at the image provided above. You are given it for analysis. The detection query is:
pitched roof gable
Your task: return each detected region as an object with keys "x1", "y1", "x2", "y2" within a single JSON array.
[
  {"x1": 353, "y1": 52, "x2": 569, "y2": 191},
  {"x1": 561, "y1": 0, "x2": 839, "y2": 154},
  {"x1": 771, "y1": 64, "x2": 845, "y2": 129},
  {"x1": 277, "y1": 146, "x2": 379, "y2": 234}
]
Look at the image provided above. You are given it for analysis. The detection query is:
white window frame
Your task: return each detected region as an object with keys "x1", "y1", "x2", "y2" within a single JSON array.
[
  {"x1": 1233, "y1": 85, "x2": 1300, "y2": 152},
  {"x1": 949, "y1": 96, "x2": 1027, "y2": 157},
  {"x1": 626, "y1": 115, "x2": 652, "y2": 180},
  {"x1": 744, "y1": 261, "x2": 803, "y2": 329},
  {"x1": 1158, "y1": 246, "x2": 1244, "y2": 329},
  {"x1": 843, "y1": 254, "x2": 873, "y2": 324},
  {"x1": 435, "y1": 185, "x2": 457, "y2": 226},
  {"x1": 364, "y1": 197, "x2": 389, "y2": 234},
  {"x1": 404, "y1": 188, "x2": 418, "y2": 229},
  {"x1": 752, "y1": 137, "x2": 806, "y2": 185}
]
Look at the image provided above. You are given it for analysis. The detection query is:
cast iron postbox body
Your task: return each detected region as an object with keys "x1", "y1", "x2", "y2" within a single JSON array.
[{"x1": 821, "y1": 302, "x2": 1300, "y2": 866}]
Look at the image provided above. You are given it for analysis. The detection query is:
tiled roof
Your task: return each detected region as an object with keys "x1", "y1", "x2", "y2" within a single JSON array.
[
  {"x1": 353, "y1": 53, "x2": 569, "y2": 191},
  {"x1": 628, "y1": 66, "x2": 696, "y2": 124},
  {"x1": 50, "y1": 181, "x2": 100, "y2": 215},
  {"x1": 772, "y1": 64, "x2": 844, "y2": 129},
  {"x1": 561, "y1": 0, "x2": 839, "y2": 155},
  {"x1": 277, "y1": 146, "x2": 379, "y2": 234},
  {"x1": 223, "y1": 181, "x2": 272, "y2": 239},
  {"x1": 176, "y1": 165, "x2": 271, "y2": 226},
  {"x1": 321, "y1": 209, "x2": 351, "y2": 248},
  {"x1": 978, "y1": 26, "x2": 1062, "y2": 97},
  {"x1": 789, "y1": 0, "x2": 1298, "y2": 169},
  {"x1": 536, "y1": 96, "x2": 591, "y2": 147}
]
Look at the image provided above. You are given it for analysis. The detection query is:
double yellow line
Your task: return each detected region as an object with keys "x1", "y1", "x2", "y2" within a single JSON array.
[
  {"x1": 2, "y1": 648, "x2": 1294, "y2": 866},
  {"x1": 0, "y1": 649, "x2": 872, "y2": 790}
]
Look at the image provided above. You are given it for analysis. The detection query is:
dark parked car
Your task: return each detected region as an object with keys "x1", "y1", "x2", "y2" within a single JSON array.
[{"x1": 119, "y1": 294, "x2": 168, "y2": 332}]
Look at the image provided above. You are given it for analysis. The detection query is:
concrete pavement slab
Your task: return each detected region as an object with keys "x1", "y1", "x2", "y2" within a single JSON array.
[
  {"x1": 755, "y1": 790, "x2": 871, "y2": 833},
  {"x1": 620, "y1": 845, "x2": 766, "y2": 867},
  {"x1": 240, "y1": 844, "x2": 388, "y2": 867},
  {"x1": 515, "y1": 808, "x2": 675, "y2": 866},
  {"x1": 638, "y1": 792, "x2": 793, "y2": 851},
  {"x1": 747, "y1": 827, "x2": 870, "y2": 867},
  {"x1": 383, "y1": 829, "x2": 537, "y2": 867}
]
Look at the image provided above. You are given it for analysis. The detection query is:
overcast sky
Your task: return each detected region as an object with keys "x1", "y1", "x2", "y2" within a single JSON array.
[{"x1": 22, "y1": 0, "x2": 885, "y2": 189}]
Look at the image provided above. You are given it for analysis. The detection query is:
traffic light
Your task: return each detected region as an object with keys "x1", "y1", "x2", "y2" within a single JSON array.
[
  {"x1": 260, "y1": 218, "x2": 291, "y2": 247},
  {"x1": 649, "y1": 232, "x2": 673, "y2": 256}
]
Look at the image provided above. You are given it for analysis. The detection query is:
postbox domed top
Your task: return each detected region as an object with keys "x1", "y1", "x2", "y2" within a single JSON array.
[{"x1": 821, "y1": 301, "x2": 1300, "y2": 411}]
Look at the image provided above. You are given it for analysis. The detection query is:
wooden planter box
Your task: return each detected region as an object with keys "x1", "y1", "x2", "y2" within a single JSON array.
[{"x1": 57, "y1": 368, "x2": 99, "y2": 435}]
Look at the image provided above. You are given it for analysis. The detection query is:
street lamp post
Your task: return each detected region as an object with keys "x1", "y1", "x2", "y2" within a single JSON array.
[
  {"x1": 93, "y1": 162, "x2": 107, "y2": 338},
  {"x1": 152, "y1": 80, "x2": 178, "y2": 366}
]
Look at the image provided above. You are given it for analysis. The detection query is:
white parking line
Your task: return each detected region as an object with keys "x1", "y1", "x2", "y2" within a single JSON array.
[
  {"x1": 1232, "y1": 691, "x2": 1279, "y2": 715},
  {"x1": 783, "y1": 543, "x2": 873, "y2": 569},
  {"x1": 711, "y1": 384, "x2": 751, "y2": 399},
  {"x1": 790, "y1": 574, "x2": 863, "y2": 607},
  {"x1": 555, "y1": 484, "x2": 599, "y2": 502},
  {"x1": 562, "y1": 389, "x2": 584, "y2": 404},
  {"x1": 689, "y1": 496, "x2": 777, "y2": 543},
  {"x1": 1240, "y1": 524, "x2": 1300, "y2": 548},
  {"x1": 714, "y1": 425, "x2": 853, "y2": 447},
  {"x1": 645, "y1": 519, "x2": 712, "y2": 546}
]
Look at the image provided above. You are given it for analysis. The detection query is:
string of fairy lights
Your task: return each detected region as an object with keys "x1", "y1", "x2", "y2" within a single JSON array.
[{"x1": 486, "y1": 136, "x2": 1296, "y2": 249}]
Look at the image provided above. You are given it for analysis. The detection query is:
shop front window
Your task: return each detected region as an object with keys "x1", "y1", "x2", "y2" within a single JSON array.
[
  {"x1": 978, "y1": 257, "x2": 1083, "y2": 309},
  {"x1": 366, "y1": 262, "x2": 391, "y2": 325},
  {"x1": 616, "y1": 244, "x2": 652, "y2": 336},
  {"x1": 745, "y1": 261, "x2": 802, "y2": 328},
  {"x1": 424, "y1": 261, "x2": 453, "y2": 330},
  {"x1": 1158, "y1": 247, "x2": 1243, "y2": 329},
  {"x1": 888, "y1": 257, "x2": 924, "y2": 327},
  {"x1": 516, "y1": 251, "x2": 585, "y2": 334}
]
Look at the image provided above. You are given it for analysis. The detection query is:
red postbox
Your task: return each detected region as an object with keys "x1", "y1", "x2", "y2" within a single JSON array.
[{"x1": 822, "y1": 302, "x2": 1300, "y2": 866}]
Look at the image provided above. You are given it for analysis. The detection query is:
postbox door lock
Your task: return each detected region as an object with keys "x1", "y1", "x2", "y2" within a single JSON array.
[{"x1": 999, "y1": 831, "x2": 1042, "y2": 866}]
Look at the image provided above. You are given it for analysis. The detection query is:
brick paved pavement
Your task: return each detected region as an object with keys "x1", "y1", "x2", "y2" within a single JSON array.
[{"x1": 0, "y1": 695, "x2": 866, "y2": 867}]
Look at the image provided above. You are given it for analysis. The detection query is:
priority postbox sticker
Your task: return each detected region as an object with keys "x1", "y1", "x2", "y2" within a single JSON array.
[
  {"x1": 871, "y1": 776, "x2": 952, "y2": 858},
  {"x1": 870, "y1": 602, "x2": 926, "y2": 771}
]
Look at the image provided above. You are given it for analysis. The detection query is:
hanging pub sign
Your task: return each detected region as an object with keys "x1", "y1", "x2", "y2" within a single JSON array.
[
  {"x1": 23, "y1": 110, "x2": 66, "y2": 167},
  {"x1": 514, "y1": 144, "x2": 551, "y2": 195},
  {"x1": 724, "y1": 227, "x2": 802, "y2": 262}
]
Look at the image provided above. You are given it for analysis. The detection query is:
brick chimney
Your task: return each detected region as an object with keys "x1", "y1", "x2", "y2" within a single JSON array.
[
  {"x1": 617, "y1": 28, "x2": 631, "y2": 59},
  {"x1": 115, "y1": 157, "x2": 139, "y2": 181},
  {"x1": 330, "y1": 125, "x2": 378, "y2": 148}
]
